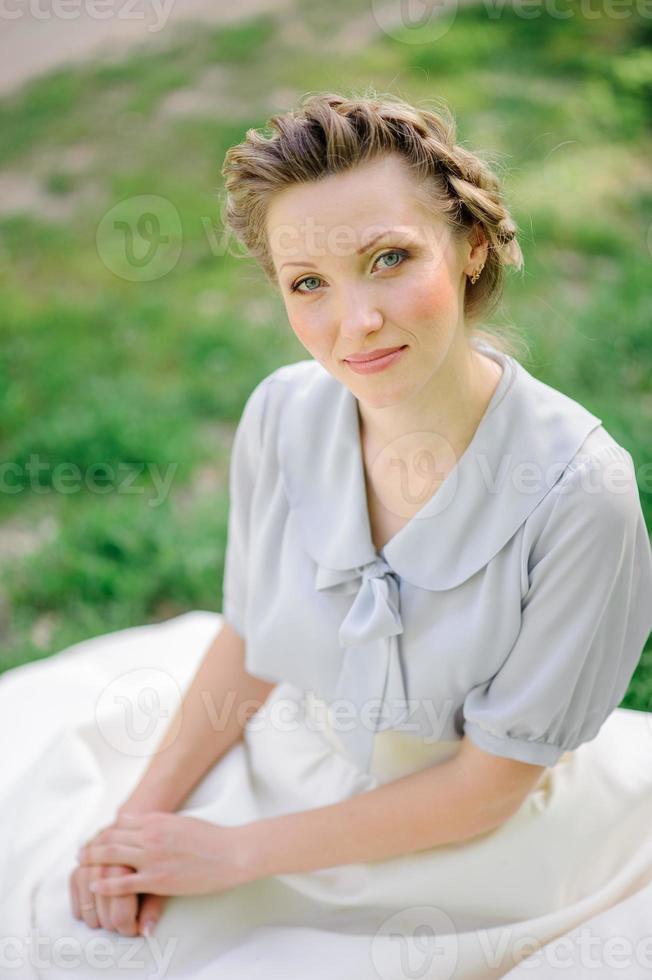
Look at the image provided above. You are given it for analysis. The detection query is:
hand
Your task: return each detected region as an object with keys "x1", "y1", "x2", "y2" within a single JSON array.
[
  {"x1": 70, "y1": 861, "x2": 142, "y2": 936},
  {"x1": 71, "y1": 822, "x2": 169, "y2": 936},
  {"x1": 77, "y1": 811, "x2": 252, "y2": 899}
]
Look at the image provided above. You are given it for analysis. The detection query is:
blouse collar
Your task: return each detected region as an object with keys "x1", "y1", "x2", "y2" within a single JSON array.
[{"x1": 276, "y1": 340, "x2": 603, "y2": 592}]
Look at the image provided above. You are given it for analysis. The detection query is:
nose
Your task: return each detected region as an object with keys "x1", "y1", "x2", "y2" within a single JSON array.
[{"x1": 338, "y1": 292, "x2": 384, "y2": 342}]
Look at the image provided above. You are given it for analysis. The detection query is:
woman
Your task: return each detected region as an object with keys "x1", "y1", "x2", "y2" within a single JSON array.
[{"x1": 2, "y1": 91, "x2": 652, "y2": 979}]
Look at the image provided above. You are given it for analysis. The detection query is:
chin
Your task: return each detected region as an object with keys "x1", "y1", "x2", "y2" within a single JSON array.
[{"x1": 354, "y1": 382, "x2": 407, "y2": 408}]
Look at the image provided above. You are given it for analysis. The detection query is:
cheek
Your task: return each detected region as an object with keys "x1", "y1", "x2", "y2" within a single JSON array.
[
  {"x1": 289, "y1": 312, "x2": 312, "y2": 344},
  {"x1": 288, "y1": 311, "x2": 329, "y2": 356},
  {"x1": 397, "y1": 266, "x2": 458, "y2": 325}
]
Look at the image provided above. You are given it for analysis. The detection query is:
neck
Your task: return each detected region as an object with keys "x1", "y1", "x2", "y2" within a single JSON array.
[{"x1": 356, "y1": 335, "x2": 502, "y2": 466}]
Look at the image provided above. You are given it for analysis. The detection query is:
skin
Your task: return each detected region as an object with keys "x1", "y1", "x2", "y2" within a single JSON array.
[
  {"x1": 69, "y1": 858, "x2": 143, "y2": 936},
  {"x1": 266, "y1": 152, "x2": 501, "y2": 494},
  {"x1": 74, "y1": 152, "x2": 541, "y2": 910},
  {"x1": 76, "y1": 812, "x2": 253, "y2": 900}
]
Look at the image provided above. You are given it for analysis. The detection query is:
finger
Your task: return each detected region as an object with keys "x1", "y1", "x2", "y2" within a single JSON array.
[
  {"x1": 94, "y1": 866, "x2": 115, "y2": 932},
  {"x1": 69, "y1": 869, "x2": 82, "y2": 920},
  {"x1": 95, "y1": 882, "x2": 113, "y2": 932},
  {"x1": 79, "y1": 867, "x2": 101, "y2": 929},
  {"x1": 81, "y1": 822, "x2": 117, "y2": 848},
  {"x1": 81, "y1": 810, "x2": 133, "y2": 849},
  {"x1": 138, "y1": 893, "x2": 169, "y2": 937},
  {"x1": 90, "y1": 873, "x2": 152, "y2": 898},
  {"x1": 80, "y1": 843, "x2": 143, "y2": 868},
  {"x1": 95, "y1": 866, "x2": 138, "y2": 937},
  {"x1": 78, "y1": 830, "x2": 140, "y2": 862}
]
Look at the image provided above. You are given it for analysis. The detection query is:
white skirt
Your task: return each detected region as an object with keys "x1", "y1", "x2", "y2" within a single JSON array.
[{"x1": 2, "y1": 609, "x2": 652, "y2": 979}]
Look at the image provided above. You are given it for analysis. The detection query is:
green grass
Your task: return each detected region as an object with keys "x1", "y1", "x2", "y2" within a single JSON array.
[{"x1": 1, "y1": 0, "x2": 651, "y2": 714}]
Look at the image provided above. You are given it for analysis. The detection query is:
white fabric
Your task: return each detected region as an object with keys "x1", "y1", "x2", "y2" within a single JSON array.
[
  {"x1": 1, "y1": 610, "x2": 652, "y2": 979},
  {"x1": 223, "y1": 341, "x2": 652, "y2": 772},
  {"x1": 3, "y1": 342, "x2": 652, "y2": 977}
]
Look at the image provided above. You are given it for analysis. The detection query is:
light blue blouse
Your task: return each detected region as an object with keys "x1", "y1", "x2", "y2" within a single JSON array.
[{"x1": 222, "y1": 340, "x2": 652, "y2": 772}]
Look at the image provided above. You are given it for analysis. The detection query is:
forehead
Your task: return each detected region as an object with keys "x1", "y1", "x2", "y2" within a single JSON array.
[{"x1": 266, "y1": 154, "x2": 442, "y2": 256}]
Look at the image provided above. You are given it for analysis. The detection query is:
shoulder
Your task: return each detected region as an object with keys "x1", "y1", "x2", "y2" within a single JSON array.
[
  {"x1": 548, "y1": 425, "x2": 637, "y2": 518},
  {"x1": 506, "y1": 354, "x2": 639, "y2": 528},
  {"x1": 236, "y1": 358, "x2": 324, "y2": 443},
  {"x1": 264, "y1": 357, "x2": 336, "y2": 413},
  {"x1": 523, "y1": 423, "x2": 644, "y2": 565},
  {"x1": 244, "y1": 358, "x2": 327, "y2": 412}
]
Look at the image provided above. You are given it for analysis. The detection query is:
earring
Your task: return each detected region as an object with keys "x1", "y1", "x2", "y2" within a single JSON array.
[{"x1": 469, "y1": 265, "x2": 484, "y2": 285}]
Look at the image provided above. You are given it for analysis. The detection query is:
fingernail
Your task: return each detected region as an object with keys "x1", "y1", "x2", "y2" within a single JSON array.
[
  {"x1": 143, "y1": 920, "x2": 155, "y2": 937},
  {"x1": 89, "y1": 882, "x2": 99, "y2": 893}
]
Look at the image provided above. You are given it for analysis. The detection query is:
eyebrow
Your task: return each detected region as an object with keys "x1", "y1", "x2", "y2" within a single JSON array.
[{"x1": 279, "y1": 229, "x2": 415, "y2": 271}]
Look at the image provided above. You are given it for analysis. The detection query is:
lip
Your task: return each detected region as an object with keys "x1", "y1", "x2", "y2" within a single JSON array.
[
  {"x1": 344, "y1": 345, "x2": 405, "y2": 363},
  {"x1": 344, "y1": 345, "x2": 407, "y2": 375}
]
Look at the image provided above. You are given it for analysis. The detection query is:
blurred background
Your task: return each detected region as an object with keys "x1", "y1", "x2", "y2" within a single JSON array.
[{"x1": 0, "y1": 1, "x2": 650, "y2": 713}]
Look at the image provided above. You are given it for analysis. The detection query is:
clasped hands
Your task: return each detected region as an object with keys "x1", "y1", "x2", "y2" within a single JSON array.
[{"x1": 72, "y1": 811, "x2": 255, "y2": 935}]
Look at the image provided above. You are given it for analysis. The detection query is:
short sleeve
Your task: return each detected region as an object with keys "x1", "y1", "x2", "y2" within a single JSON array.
[
  {"x1": 221, "y1": 375, "x2": 272, "y2": 638},
  {"x1": 463, "y1": 447, "x2": 652, "y2": 766}
]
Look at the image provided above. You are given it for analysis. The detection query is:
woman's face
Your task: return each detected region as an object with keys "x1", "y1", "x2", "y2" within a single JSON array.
[{"x1": 265, "y1": 153, "x2": 486, "y2": 410}]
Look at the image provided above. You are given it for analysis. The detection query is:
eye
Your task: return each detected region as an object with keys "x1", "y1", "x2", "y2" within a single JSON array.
[
  {"x1": 375, "y1": 249, "x2": 406, "y2": 270},
  {"x1": 289, "y1": 248, "x2": 410, "y2": 295},
  {"x1": 290, "y1": 275, "x2": 322, "y2": 295}
]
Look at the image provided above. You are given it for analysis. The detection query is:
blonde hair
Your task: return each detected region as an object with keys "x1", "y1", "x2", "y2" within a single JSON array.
[{"x1": 219, "y1": 88, "x2": 528, "y2": 361}]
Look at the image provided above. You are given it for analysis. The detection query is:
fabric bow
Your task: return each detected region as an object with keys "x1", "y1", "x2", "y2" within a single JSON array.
[{"x1": 314, "y1": 557, "x2": 409, "y2": 772}]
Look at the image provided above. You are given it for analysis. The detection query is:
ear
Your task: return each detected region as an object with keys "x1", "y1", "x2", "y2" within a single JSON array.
[{"x1": 463, "y1": 223, "x2": 489, "y2": 274}]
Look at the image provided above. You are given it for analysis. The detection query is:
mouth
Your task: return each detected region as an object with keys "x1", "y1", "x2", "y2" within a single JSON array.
[
  {"x1": 343, "y1": 345, "x2": 408, "y2": 374},
  {"x1": 343, "y1": 345, "x2": 407, "y2": 364}
]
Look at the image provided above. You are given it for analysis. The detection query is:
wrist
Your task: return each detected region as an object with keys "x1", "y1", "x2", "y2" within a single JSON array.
[
  {"x1": 233, "y1": 819, "x2": 273, "y2": 885},
  {"x1": 117, "y1": 800, "x2": 173, "y2": 819}
]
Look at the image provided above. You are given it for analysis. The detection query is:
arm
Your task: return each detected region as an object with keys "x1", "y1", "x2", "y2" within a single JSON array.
[
  {"x1": 117, "y1": 619, "x2": 276, "y2": 816},
  {"x1": 79, "y1": 732, "x2": 548, "y2": 901},
  {"x1": 241, "y1": 736, "x2": 546, "y2": 877}
]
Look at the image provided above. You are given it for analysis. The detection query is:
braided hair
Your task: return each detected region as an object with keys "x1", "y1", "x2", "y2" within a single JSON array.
[{"x1": 220, "y1": 88, "x2": 526, "y2": 355}]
